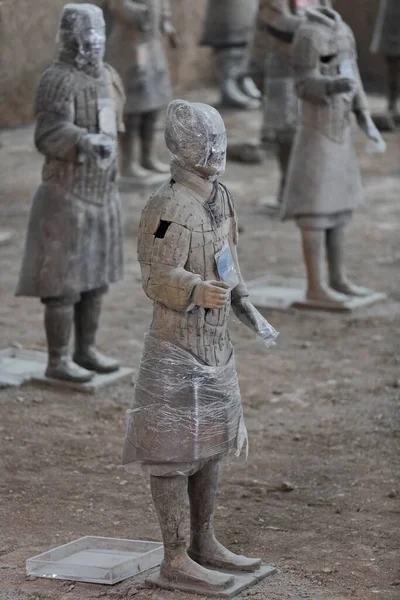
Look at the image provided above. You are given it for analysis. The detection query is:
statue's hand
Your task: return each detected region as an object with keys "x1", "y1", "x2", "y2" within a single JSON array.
[
  {"x1": 326, "y1": 76, "x2": 356, "y2": 96},
  {"x1": 231, "y1": 298, "x2": 278, "y2": 347},
  {"x1": 193, "y1": 280, "x2": 230, "y2": 310},
  {"x1": 162, "y1": 19, "x2": 179, "y2": 48},
  {"x1": 356, "y1": 110, "x2": 382, "y2": 143},
  {"x1": 78, "y1": 134, "x2": 117, "y2": 163}
]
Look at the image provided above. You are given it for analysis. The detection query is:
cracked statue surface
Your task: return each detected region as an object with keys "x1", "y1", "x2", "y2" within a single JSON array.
[
  {"x1": 281, "y1": 6, "x2": 385, "y2": 308},
  {"x1": 122, "y1": 99, "x2": 278, "y2": 594},
  {"x1": 16, "y1": 3, "x2": 125, "y2": 383}
]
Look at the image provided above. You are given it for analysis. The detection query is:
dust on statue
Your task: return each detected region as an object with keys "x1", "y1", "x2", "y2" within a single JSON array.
[{"x1": 122, "y1": 99, "x2": 278, "y2": 594}]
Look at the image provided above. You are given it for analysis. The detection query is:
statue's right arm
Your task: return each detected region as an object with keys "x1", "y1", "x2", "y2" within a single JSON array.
[
  {"x1": 138, "y1": 210, "x2": 202, "y2": 312},
  {"x1": 107, "y1": 0, "x2": 149, "y2": 25},
  {"x1": 34, "y1": 68, "x2": 88, "y2": 161}
]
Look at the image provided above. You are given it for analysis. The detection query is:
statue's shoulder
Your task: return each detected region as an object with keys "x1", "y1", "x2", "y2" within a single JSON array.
[
  {"x1": 103, "y1": 63, "x2": 125, "y2": 99},
  {"x1": 140, "y1": 181, "x2": 201, "y2": 233},
  {"x1": 35, "y1": 62, "x2": 77, "y2": 112}
]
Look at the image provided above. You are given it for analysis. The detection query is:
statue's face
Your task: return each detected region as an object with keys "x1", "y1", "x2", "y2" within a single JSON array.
[
  {"x1": 165, "y1": 100, "x2": 227, "y2": 179},
  {"x1": 59, "y1": 4, "x2": 106, "y2": 66}
]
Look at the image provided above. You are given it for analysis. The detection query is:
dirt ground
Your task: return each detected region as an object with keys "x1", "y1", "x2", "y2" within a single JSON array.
[{"x1": 0, "y1": 94, "x2": 399, "y2": 600}]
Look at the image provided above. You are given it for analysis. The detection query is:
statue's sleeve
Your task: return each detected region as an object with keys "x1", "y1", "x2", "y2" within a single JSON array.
[
  {"x1": 107, "y1": 0, "x2": 147, "y2": 24},
  {"x1": 137, "y1": 203, "x2": 202, "y2": 312},
  {"x1": 34, "y1": 67, "x2": 87, "y2": 161},
  {"x1": 349, "y1": 30, "x2": 369, "y2": 113},
  {"x1": 292, "y1": 28, "x2": 331, "y2": 105},
  {"x1": 161, "y1": 0, "x2": 172, "y2": 22},
  {"x1": 104, "y1": 63, "x2": 126, "y2": 133},
  {"x1": 223, "y1": 186, "x2": 249, "y2": 302},
  {"x1": 265, "y1": 0, "x2": 303, "y2": 40}
]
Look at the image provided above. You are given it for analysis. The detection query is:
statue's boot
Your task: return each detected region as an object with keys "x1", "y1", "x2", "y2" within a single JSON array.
[
  {"x1": 188, "y1": 460, "x2": 261, "y2": 572},
  {"x1": 140, "y1": 111, "x2": 170, "y2": 173},
  {"x1": 150, "y1": 475, "x2": 234, "y2": 592},
  {"x1": 119, "y1": 121, "x2": 155, "y2": 180},
  {"x1": 301, "y1": 229, "x2": 349, "y2": 306},
  {"x1": 73, "y1": 292, "x2": 119, "y2": 373},
  {"x1": 387, "y1": 55, "x2": 400, "y2": 124},
  {"x1": 326, "y1": 227, "x2": 372, "y2": 297},
  {"x1": 217, "y1": 49, "x2": 261, "y2": 110},
  {"x1": 238, "y1": 75, "x2": 262, "y2": 100},
  {"x1": 44, "y1": 304, "x2": 94, "y2": 382}
]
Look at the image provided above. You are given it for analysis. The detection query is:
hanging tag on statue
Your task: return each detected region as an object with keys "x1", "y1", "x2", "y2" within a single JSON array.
[
  {"x1": 215, "y1": 243, "x2": 239, "y2": 289},
  {"x1": 98, "y1": 98, "x2": 117, "y2": 138},
  {"x1": 339, "y1": 59, "x2": 355, "y2": 79},
  {"x1": 137, "y1": 42, "x2": 150, "y2": 69}
]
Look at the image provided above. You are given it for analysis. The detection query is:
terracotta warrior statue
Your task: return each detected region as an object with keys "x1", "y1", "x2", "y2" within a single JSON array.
[
  {"x1": 106, "y1": 0, "x2": 175, "y2": 182},
  {"x1": 201, "y1": 0, "x2": 261, "y2": 110},
  {"x1": 370, "y1": 0, "x2": 400, "y2": 130},
  {"x1": 16, "y1": 4, "x2": 124, "y2": 382},
  {"x1": 282, "y1": 6, "x2": 384, "y2": 307},
  {"x1": 261, "y1": 0, "x2": 332, "y2": 202},
  {"x1": 122, "y1": 100, "x2": 278, "y2": 593}
]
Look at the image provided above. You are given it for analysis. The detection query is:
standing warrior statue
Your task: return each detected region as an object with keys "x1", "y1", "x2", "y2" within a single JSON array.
[
  {"x1": 261, "y1": 0, "x2": 332, "y2": 203},
  {"x1": 122, "y1": 100, "x2": 278, "y2": 594},
  {"x1": 16, "y1": 4, "x2": 124, "y2": 382},
  {"x1": 200, "y1": 0, "x2": 261, "y2": 110},
  {"x1": 106, "y1": 0, "x2": 175, "y2": 182},
  {"x1": 370, "y1": 0, "x2": 400, "y2": 130},
  {"x1": 282, "y1": 6, "x2": 384, "y2": 308}
]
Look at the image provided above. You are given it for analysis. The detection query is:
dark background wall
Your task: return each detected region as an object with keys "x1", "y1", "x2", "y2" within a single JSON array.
[{"x1": 0, "y1": 0, "x2": 384, "y2": 129}]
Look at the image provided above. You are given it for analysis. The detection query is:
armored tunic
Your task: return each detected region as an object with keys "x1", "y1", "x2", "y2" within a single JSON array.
[
  {"x1": 16, "y1": 59, "x2": 125, "y2": 299},
  {"x1": 281, "y1": 8, "x2": 367, "y2": 220},
  {"x1": 106, "y1": 0, "x2": 172, "y2": 114},
  {"x1": 262, "y1": 0, "x2": 331, "y2": 138},
  {"x1": 370, "y1": 0, "x2": 400, "y2": 57},
  {"x1": 200, "y1": 0, "x2": 259, "y2": 48},
  {"x1": 122, "y1": 162, "x2": 249, "y2": 474}
]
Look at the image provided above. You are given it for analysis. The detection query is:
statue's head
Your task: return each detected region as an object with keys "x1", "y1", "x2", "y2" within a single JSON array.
[
  {"x1": 58, "y1": 3, "x2": 106, "y2": 68},
  {"x1": 165, "y1": 100, "x2": 227, "y2": 179}
]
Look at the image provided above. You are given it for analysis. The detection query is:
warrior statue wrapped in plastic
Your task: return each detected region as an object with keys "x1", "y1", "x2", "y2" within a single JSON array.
[
  {"x1": 122, "y1": 100, "x2": 278, "y2": 594},
  {"x1": 16, "y1": 4, "x2": 125, "y2": 383},
  {"x1": 106, "y1": 0, "x2": 175, "y2": 182},
  {"x1": 281, "y1": 6, "x2": 385, "y2": 308}
]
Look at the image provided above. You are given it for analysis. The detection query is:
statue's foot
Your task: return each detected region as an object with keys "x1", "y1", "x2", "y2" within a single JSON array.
[
  {"x1": 120, "y1": 163, "x2": 154, "y2": 180},
  {"x1": 141, "y1": 157, "x2": 170, "y2": 173},
  {"x1": 306, "y1": 286, "x2": 349, "y2": 307},
  {"x1": 239, "y1": 76, "x2": 262, "y2": 100},
  {"x1": 188, "y1": 536, "x2": 261, "y2": 572},
  {"x1": 160, "y1": 554, "x2": 234, "y2": 592},
  {"x1": 46, "y1": 359, "x2": 94, "y2": 383},
  {"x1": 227, "y1": 142, "x2": 263, "y2": 164},
  {"x1": 73, "y1": 348, "x2": 119, "y2": 374},
  {"x1": 330, "y1": 279, "x2": 373, "y2": 297},
  {"x1": 221, "y1": 81, "x2": 261, "y2": 110}
]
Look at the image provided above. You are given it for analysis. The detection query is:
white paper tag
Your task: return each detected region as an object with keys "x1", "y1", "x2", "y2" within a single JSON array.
[
  {"x1": 98, "y1": 98, "x2": 117, "y2": 138},
  {"x1": 137, "y1": 43, "x2": 150, "y2": 69},
  {"x1": 215, "y1": 243, "x2": 239, "y2": 289},
  {"x1": 339, "y1": 59, "x2": 355, "y2": 79}
]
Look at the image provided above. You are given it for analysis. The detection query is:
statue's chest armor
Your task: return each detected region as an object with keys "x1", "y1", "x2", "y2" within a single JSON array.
[
  {"x1": 318, "y1": 28, "x2": 356, "y2": 78},
  {"x1": 73, "y1": 70, "x2": 116, "y2": 137}
]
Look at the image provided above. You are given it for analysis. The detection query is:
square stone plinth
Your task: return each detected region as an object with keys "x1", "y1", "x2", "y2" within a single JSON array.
[
  {"x1": 0, "y1": 348, "x2": 133, "y2": 393},
  {"x1": 246, "y1": 275, "x2": 387, "y2": 313},
  {"x1": 146, "y1": 564, "x2": 276, "y2": 598}
]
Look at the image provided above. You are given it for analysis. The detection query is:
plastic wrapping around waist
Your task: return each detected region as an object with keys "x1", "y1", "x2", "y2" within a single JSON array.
[{"x1": 123, "y1": 335, "x2": 247, "y2": 466}]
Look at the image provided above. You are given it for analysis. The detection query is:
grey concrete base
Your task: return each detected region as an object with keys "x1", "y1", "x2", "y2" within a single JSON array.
[
  {"x1": 146, "y1": 564, "x2": 276, "y2": 598},
  {"x1": 0, "y1": 348, "x2": 133, "y2": 393},
  {"x1": 0, "y1": 230, "x2": 13, "y2": 246},
  {"x1": 247, "y1": 275, "x2": 387, "y2": 312}
]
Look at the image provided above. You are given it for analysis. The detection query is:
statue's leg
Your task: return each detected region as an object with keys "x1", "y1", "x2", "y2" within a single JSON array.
[
  {"x1": 300, "y1": 228, "x2": 348, "y2": 305},
  {"x1": 119, "y1": 113, "x2": 152, "y2": 179},
  {"x1": 73, "y1": 287, "x2": 119, "y2": 373},
  {"x1": 326, "y1": 226, "x2": 372, "y2": 296},
  {"x1": 276, "y1": 131, "x2": 294, "y2": 204},
  {"x1": 386, "y1": 55, "x2": 400, "y2": 117},
  {"x1": 187, "y1": 459, "x2": 261, "y2": 572},
  {"x1": 140, "y1": 110, "x2": 170, "y2": 173},
  {"x1": 150, "y1": 474, "x2": 234, "y2": 591},
  {"x1": 42, "y1": 297, "x2": 93, "y2": 382},
  {"x1": 216, "y1": 48, "x2": 260, "y2": 110}
]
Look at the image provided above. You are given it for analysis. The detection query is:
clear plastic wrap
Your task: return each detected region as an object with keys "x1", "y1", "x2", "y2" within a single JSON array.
[
  {"x1": 57, "y1": 4, "x2": 106, "y2": 66},
  {"x1": 165, "y1": 100, "x2": 227, "y2": 176},
  {"x1": 122, "y1": 335, "x2": 248, "y2": 476}
]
